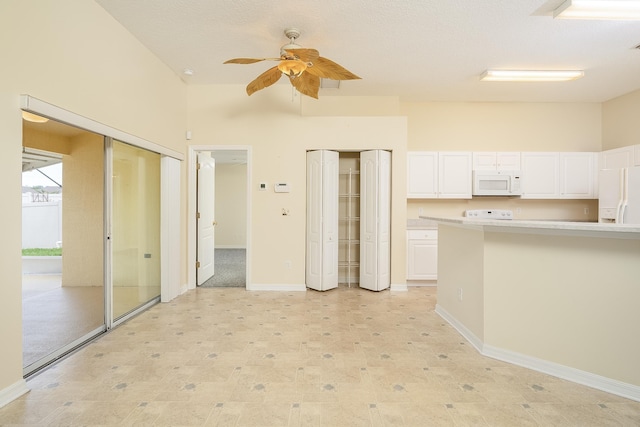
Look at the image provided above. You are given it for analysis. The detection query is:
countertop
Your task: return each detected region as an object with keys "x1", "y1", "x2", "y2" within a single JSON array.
[
  {"x1": 419, "y1": 215, "x2": 640, "y2": 239},
  {"x1": 407, "y1": 218, "x2": 438, "y2": 229}
]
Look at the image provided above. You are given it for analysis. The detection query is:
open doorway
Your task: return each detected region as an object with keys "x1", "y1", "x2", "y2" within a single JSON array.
[
  {"x1": 22, "y1": 114, "x2": 106, "y2": 374},
  {"x1": 192, "y1": 148, "x2": 250, "y2": 288}
]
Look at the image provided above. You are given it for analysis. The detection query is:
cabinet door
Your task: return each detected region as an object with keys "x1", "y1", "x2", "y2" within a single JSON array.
[
  {"x1": 521, "y1": 152, "x2": 560, "y2": 199},
  {"x1": 472, "y1": 152, "x2": 497, "y2": 171},
  {"x1": 496, "y1": 152, "x2": 521, "y2": 171},
  {"x1": 406, "y1": 230, "x2": 438, "y2": 280},
  {"x1": 438, "y1": 152, "x2": 472, "y2": 199},
  {"x1": 407, "y1": 152, "x2": 438, "y2": 198},
  {"x1": 634, "y1": 145, "x2": 640, "y2": 167},
  {"x1": 600, "y1": 146, "x2": 633, "y2": 169},
  {"x1": 559, "y1": 152, "x2": 595, "y2": 199}
]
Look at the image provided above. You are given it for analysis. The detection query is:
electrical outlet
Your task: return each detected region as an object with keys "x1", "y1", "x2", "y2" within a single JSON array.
[
  {"x1": 458, "y1": 288, "x2": 463, "y2": 301},
  {"x1": 418, "y1": 207, "x2": 424, "y2": 216},
  {"x1": 515, "y1": 208, "x2": 522, "y2": 215},
  {"x1": 584, "y1": 207, "x2": 589, "y2": 215}
]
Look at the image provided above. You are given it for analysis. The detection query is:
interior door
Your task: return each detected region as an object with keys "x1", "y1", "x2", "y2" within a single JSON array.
[
  {"x1": 306, "y1": 150, "x2": 339, "y2": 291},
  {"x1": 360, "y1": 150, "x2": 391, "y2": 291},
  {"x1": 197, "y1": 153, "x2": 216, "y2": 285}
]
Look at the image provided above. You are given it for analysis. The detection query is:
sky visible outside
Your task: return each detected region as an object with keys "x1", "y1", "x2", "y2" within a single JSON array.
[{"x1": 22, "y1": 163, "x2": 63, "y2": 187}]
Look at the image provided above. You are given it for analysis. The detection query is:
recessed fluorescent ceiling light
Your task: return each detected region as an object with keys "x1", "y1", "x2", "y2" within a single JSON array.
[
  {"x1": 480, "y1": 70, "x2": 584, "y2": 82},
  {"x1": 554, "y1": 0, "x2": 640, "y2": 20}
]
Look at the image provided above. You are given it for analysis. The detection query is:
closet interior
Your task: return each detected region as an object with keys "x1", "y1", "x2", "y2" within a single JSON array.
[{"x1": 338, "y1": 152, "x2": 360, "y2": 286}]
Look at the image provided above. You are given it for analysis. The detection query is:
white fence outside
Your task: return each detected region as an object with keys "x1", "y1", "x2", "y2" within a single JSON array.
[{"x1": 22, "y1": 201, "x2": 62, "y2": 249}]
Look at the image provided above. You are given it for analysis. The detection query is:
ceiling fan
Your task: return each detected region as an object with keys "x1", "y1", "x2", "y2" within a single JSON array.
[{"x1": 224, "y1": 28, "x2": 360, "y2": 99}]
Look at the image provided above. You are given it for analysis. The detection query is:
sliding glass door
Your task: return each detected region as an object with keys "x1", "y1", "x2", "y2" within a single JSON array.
[
  {"x1": 22, "y1": 116, "x2": 106, "y2": 374},
  {"x1": 111, "y1": 140, "x2": 161, "y2": 320}
]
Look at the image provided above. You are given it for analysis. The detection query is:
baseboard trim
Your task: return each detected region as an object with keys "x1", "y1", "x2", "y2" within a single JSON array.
[
  {"x1": 435, "y1": 304, "x2": 640, "y2": 402},
  {"x1": 482, "y1": 344, "x2": 640, "y2": 402},
  {"x1": 435, "y1": 304, "x2": 484, "y2": 353},
  {"x1": 246, "y1": 283, "x2": 307, "y2": 292},
  {"x1": 0, "y1": 379, "x2": 29, "y2": 409},
  {"x1": 390, "y1": 283, "x2": 408, "y2": 292}
]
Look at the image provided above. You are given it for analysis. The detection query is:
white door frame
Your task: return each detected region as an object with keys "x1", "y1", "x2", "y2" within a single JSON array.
[{"x1": 187, "y1": 145, "x2": 252, "y2": 290}]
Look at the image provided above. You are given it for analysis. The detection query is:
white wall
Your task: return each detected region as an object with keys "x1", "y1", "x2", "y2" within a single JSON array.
[
  {"x1": 187, "y1": 85, "x2": 408, "y2": 287},
  {"x1": 401, "y1": 102, "x2": 602, "y2": 151},
  {"x1": 21, "y1": 203, "x2": 61, "y2": 248},
  {"x1": 0, "y1": 0, "x2": 187, "y2": 400},
  {"x1": 602, "y1": 88, "x2": 640, "y2": 150},
  {"x1": 215, "y1": 163, "x2": 247, "y2": 248}
]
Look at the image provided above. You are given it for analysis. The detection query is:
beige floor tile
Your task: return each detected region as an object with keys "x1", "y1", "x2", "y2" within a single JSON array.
[{"x1": 2, "y1": 286, "x2": 639, "y2": 427}]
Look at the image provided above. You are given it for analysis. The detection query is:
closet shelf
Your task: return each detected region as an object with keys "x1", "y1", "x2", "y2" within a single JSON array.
[
  {"x1": 339, "y1": 262, "x2": 360, "y2": 267},
  {"x1": 339, "y1": 239, "x2": 360, "y2": 244}
]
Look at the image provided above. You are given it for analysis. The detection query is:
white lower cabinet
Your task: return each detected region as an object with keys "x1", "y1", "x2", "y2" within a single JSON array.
[{"x1": 406, "y1": 229, "x2": 438, "y2": 281}]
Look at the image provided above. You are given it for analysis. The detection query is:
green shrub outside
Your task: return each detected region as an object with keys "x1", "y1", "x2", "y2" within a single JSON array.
[{"x1": 22, "y1": 248, "x2": 62, "y2": 256}]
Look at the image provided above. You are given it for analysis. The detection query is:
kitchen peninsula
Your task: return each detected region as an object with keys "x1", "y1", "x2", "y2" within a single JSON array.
[{"x1": 422, "y1": 215, "x2": 640, "y2": 401}]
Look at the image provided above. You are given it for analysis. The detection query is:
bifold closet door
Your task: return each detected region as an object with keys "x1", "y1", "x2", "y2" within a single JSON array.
[
  {"x1": 306, "y1": 150, "x2": 339, "y2": 291},
  {"x1": 360, "y1": 150, "x2": 391, "y2": 291}
]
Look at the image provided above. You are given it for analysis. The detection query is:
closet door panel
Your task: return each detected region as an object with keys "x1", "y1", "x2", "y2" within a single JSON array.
[
  {"x1": 360, "y1": 150, "x2": 391, "y2": 291},
  {"x1": 306, "y1": 150, "x2": 339, "y2": 291}
]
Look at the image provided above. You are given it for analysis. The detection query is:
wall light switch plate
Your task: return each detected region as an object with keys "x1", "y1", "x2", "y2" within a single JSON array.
[{"x1": 274, "y1": 183, "x2": 290, "y2": 193}]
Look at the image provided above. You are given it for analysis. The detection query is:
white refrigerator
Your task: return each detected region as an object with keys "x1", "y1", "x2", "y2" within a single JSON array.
[{"x1": 598, "y1": 166, "x2": 640, "y2": 224}]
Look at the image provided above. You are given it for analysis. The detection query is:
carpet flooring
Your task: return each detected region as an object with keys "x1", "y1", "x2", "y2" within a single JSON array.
[{"x1": 199, "y1": 248, "x2": 246, "y2": 288}]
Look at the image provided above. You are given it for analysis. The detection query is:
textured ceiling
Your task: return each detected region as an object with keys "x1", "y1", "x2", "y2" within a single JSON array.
[{"x1": 95, "y1": 0, "x2": 640, "y2": 102}]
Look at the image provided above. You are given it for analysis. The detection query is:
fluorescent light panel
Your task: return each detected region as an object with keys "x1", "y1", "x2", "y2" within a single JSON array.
[
  {"x1": 480, "y1": 70, "x2": 584, "y2": 82},
  {"x1": 554, "y1": 0, "x2": 640, "y2": 20}
]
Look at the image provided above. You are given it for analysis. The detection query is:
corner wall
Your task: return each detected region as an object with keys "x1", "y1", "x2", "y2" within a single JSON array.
[
  {"x1": 602, "y1": 88, "x2": 640, "y2": 150},
  {"x1": 0, "y1": 0, "x2": 187, "y2": 402}
]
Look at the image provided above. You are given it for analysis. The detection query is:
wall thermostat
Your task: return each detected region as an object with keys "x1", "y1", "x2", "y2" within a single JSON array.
[{"x1": 274, "y1": 183, "x2": 291, "y2": 193}]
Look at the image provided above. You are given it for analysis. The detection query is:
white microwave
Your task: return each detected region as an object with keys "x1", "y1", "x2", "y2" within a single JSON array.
[{"x1": 472, "y1": 170, "x2": 522, "y2": 196}]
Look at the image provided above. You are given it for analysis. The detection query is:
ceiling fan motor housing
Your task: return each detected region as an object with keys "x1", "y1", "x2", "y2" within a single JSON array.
[{"x1": 281, "y1": 28, "x2": 302, "y2": 56}]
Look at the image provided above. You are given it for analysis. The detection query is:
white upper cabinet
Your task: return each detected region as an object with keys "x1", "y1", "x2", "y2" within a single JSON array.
[
  {"x1": 521, "y1": 152, "x2": 560, "y2": 199},
  {"x1": 439, "y1": 152, "x2": 472, "y2": 198},
  {"x1": 635, "y1": 145, "x2": 640, "y2": 166},
  {"x1": 473, "y1": 152, "x2": 521, "y2": 171},
  {"x1": 407, "y1": 152, "x2": 438, "y2": 198},
  {"x1": 600, "y1": 146, "x2": 634, "y2": 169},
  {"x1": 522, "y1": 152, "x2": 597, "y2": 199},
  {"x1": 407, "y1": 151, "x2": 472, "y2": 199},
  {"x1": 559, "y1": 152, "x2": 597, "y2": 199}
]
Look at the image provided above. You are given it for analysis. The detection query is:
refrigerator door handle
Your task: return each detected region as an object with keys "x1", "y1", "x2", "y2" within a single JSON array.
[
  {"x1": 616, "y1": 200, "x2": 625, "y2": 223},
  {"x1": 620, "y1": 201, "x2": 628, "y2": 224}
]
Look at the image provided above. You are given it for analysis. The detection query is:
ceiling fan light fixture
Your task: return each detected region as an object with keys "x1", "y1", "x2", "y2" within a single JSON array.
[
  {"x1": 553, "y1": 0, "x2": 640, "y2": 20},
  {"x1": 278, "y1": 60, "x2": 307, "y2": 77},
  {"x1": 480, "y1": 69, "x2": 584, "y2": 82}
]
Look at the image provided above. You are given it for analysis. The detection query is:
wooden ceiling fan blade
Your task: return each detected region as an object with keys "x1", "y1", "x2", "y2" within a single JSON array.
[
  {"x1": 283, "y1": 48, "x2": 319, "y2": 63},
  {"x1": 246, "y1": 66, "x2": 283, "y2": 96},
  {"x1": 306, "y1": 56, "x2": 361, "y2": 80},
  {"x1": 224, "y1": 57, "x2": 279, "y2": 64},
  {"x1": 289, "y1": 73, "x2": 320, "y2": 99}
]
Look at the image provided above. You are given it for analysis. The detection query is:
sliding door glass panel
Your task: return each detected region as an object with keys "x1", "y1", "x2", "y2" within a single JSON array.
[
  {"x1": 22, "y1": 116, "x2": 106, "y2": 373},
  {"x1": 112, "y1": 140, "x2": 161, "y2": 319}
]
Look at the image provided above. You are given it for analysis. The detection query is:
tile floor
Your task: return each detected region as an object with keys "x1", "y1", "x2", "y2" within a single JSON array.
[{"x1": 2, "y1": 286, "x2": 639, "y2": 426}]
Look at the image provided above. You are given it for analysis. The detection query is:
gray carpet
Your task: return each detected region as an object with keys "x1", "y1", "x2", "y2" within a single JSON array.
[{"x1": 199, "y1": 248, "x2": 246, "y2": 288}]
